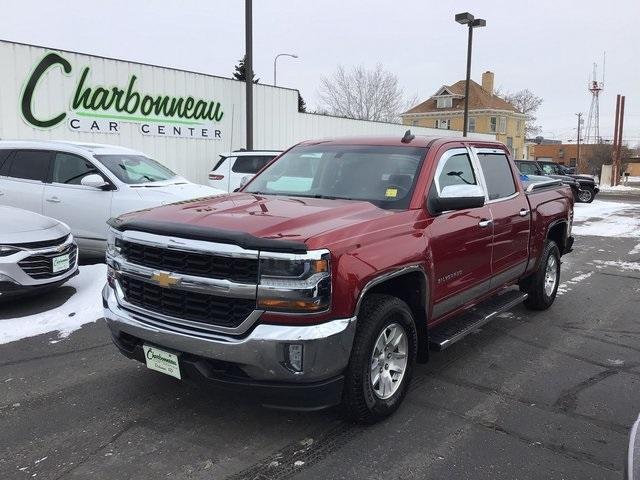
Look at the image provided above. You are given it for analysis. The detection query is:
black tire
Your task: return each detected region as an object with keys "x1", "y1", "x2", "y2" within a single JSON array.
[
  {"x1": 342, "y1": 294, "x2": 417, "y2": 424},
  {"x1": 521, "y1": 240, "x2": 561, "y2": 310},
  {"x1": 577, "y1": 186, "x2": 595, "y2": 203}
]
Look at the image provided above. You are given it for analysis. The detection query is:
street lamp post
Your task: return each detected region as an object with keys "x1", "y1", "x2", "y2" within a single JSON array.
[
  {"x1": 273, "y1": 53, "x2": 298, "y2": 86},
  {"x1": 455, "y1": 12, "x2": 486, "y2": 137}
]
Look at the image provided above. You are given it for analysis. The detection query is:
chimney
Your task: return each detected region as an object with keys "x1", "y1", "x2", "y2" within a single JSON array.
[{"x1": 481, "y1": 71, "x2": 494, "y2": 95}]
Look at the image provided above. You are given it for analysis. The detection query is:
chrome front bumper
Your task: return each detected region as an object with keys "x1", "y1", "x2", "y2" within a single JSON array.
[{"x1": 103, "y1": 284, "x2": 356, "y2": 383}]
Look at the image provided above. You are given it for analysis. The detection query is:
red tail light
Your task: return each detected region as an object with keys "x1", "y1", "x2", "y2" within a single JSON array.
[{"x1": 209, "y1": 173, "x2": 225, "y2": 180}]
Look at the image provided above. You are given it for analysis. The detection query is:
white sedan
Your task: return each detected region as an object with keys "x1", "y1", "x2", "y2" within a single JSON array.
[
  {"x1": 0, "y1": 141, "x2": 225, "y2": 255},
  {"x1": 0, "y1": 205, "x2": 78, "y2": 298}
]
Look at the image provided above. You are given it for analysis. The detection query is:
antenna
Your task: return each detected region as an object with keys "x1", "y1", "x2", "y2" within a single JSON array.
[{"x1": 401, "y1": 129, "x2": 415, "y2": 143}]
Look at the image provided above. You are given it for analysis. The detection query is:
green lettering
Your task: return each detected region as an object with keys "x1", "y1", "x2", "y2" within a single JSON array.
[{"x1": 22, "y1": 53, "x2": 72, "y2": 128}]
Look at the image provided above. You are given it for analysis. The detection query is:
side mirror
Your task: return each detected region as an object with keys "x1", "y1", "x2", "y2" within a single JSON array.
[
  {"x1": 81, "y1": 173, "x2": 110, "y2": 189},
  {"x1": 239, "y1": 175, "x2": 252, "y2": 188},
  {"x1": 431, "y1": 184, "x2": 485, "y2": 214}
]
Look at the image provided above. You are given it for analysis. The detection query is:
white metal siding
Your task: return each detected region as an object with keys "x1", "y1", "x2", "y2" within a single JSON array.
[{"x1": 1, "y1": 41, "x2": 496, "y2": 184}]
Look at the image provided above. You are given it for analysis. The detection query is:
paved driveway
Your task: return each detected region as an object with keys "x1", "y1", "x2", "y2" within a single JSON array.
[{"x1": 1, "y1": 217, "x2": 639, "y2": 479}]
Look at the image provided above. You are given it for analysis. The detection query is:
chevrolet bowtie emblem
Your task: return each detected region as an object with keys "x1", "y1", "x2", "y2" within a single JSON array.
[{"x1": 151, "y1": 271, "x2": 180, "y2": 288}]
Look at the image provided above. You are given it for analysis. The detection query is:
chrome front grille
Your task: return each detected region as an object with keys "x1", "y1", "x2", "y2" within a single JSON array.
[
  {"x1": 119, "y1": 276, "x2": 255, "y2": 328},
  {"x1": 118, "y1": 239, "x2": 259, "y2": 283},
  {"x1": 110, "y1": 231, "x2": 262, "y2": 335},
  {"x1": 18, "y1": 243, "x2": 78, "y2": 279}
]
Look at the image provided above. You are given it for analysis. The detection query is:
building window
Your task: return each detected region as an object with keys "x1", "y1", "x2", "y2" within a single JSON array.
[
  {"x1": 514, "y1": 148, "x2": 519, "y2": 159},
  {"x1": 412, "y1": 120, "x2": 419, "y2": 126},
  {"x1": 490, "y1": 117, "x2": 497, "y2": 133},
  {"x1": 499, "y1": 117, "x2": 507, "y2": 134},
  {"x1": 436, "y1": 97, "x2": 453, "y2": 109},
  {"x1": 436, "y1": 119, "x2": 450, "y2": 130},
  {"x1": 506, "y1": 137, "x2": 513, "y2": 153},
  {"x1": 468, "y1": 117, "x2": 476, "y2": 133},
  {"x1": 570, "y1": 158, "x2": 577, "y2": 167},
  {"x1": 516, "y1": 120, "x2": 523, "y2": 136}
]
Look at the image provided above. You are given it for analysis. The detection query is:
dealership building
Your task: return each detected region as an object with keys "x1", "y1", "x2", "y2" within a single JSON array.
[{"x1": 0, "y1": 40, "x2": 495, "y2": 184}]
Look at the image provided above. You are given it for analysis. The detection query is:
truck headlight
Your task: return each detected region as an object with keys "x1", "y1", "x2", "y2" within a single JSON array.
[
  {"x1": 106, "y1": 228, "x2": 122, "y2": 259},
  {"x1": 257, "y1": 251, "x2": 331, "y2": 313}
]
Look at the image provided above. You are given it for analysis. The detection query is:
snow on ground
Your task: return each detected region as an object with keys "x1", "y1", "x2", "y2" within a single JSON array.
[
  {"x1": 0, "y1": 264, "x2": 106, "y2": 345},
  {"x1": 599, "y1": 184, "x2": 640, "y2": 192},
  {"x1": 593, "y1": 260, "x2": 640, "y2": 272},
  {"x1": 556, "y1": 271, "x2": 594, "y2": 296},
  {"x1": 572, "y1": 200, "x2": 640, "y2": 238}
]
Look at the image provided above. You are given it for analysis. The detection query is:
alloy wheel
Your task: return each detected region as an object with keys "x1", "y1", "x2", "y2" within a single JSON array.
[{"x1": 370, "y1": 323, "x2": 408, "y2": 400}]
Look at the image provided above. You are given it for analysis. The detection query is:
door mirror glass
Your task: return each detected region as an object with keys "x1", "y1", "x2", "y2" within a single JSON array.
[
  {"x1": 239, "y1": 175, "x2": 252, "y2": 188},
  {"x1": 81, "y1": 173, "x2": 109, "y2": 189},
  {"x1": 431, "y1": 184, "x2": 485, "y2": 213}
]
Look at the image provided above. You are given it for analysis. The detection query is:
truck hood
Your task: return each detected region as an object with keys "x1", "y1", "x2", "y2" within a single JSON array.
[
  {"x1": 132, "y1": 178, "x2": 225, "y2": 204},
  {"x1": 116, "y1": 193, "x2": 392, "y2": 245}
]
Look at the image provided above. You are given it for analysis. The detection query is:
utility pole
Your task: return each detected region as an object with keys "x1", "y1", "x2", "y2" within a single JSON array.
[
  {"x1": 576, "y1": 113, "x2": 582, "y2": 173},
  {"x1": 455, "y1": 13, "x2": 486, "y2": 137},
  {"x1": 615, "y1": 95, "x2": 626, "y2": 186},
  {"x1": 245, "y1": 0, "x2": 253, "y2": 150},
  {"x1": 611, "y1": 94, "x2": 621, "y2": 187}
]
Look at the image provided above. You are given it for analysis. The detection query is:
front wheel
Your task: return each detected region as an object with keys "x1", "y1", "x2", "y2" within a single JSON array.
[
  {"x1": 342, "y1": 294, "x2": 417, "y2": 424},
  {"x1": 521, "y1": 240, "x2": 561, "y2": 310},
  {"x1": 577, "y1": 187, "x2": 595, "y2": 203}
]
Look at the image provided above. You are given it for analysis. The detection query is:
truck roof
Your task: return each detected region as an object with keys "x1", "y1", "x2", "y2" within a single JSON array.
[{"x1": 296, "y1": 135, "x2": 504, "y2": 149}]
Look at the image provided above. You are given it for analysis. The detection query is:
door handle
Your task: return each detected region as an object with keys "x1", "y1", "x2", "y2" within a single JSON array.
[
  {"x1": 46, "y1": 197, "x2": 61, "y2": 203},
  {"x1": 519, "y1": 209, "x2": 530, "y2": 217},
  {"x1": 478, "y1": 219, "x2": 492, "y2": 228}
]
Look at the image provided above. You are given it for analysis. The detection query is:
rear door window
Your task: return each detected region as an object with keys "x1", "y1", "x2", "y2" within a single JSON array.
[
  {"x1": 7, "y1": 150, "x2": 52, "y2": 182},
  {"x1": 477, "y1": 152, "x2": 517, "y2": 200},
  {"x1": 232, "y1": 156, "x2": 275, "y2": 174}
]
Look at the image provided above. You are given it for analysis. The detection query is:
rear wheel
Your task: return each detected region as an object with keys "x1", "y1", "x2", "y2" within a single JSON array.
[
  {"x1": 342, "y1": 294, "x2": 417, "y2": 424},
  {"x1": 577, "y1": 187, "x2": 595, "y2": 203},
  {"x1": 521, "y1": 240, "x2": 561, "y2": 310}
]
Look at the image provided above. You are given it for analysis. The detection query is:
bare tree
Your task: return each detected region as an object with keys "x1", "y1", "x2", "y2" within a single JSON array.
[
  {"x1": 319, "y1": 64, "x2": 407, "y2": 122},
  {"x1": 500, "y1": 89, "x2": 543, "y2": 137}
]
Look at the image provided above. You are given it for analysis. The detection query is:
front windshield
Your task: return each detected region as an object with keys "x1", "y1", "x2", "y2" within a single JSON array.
[
  {"x1": 95, "y1": 154, "x2": 177, "y2": 184},
  {"x1": 540, "y1": 163, "x2": 561, "y2": 175},
  {"x1": 516, "y1": 162, "x2": 539, "y2": 175},
  {"x1": 243, "y1": 144, "x2": 428, "y2": 209}
]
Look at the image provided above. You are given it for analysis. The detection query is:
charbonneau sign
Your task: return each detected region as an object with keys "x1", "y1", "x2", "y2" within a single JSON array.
[{"x1": 20, "y1": 52, "x2": 224, "y2": 139}]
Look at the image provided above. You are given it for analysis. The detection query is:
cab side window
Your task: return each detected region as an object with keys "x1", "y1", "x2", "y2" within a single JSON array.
[
  {"x1": 6, "y1": 150, "x2": 51, "y2": 182},
  {"x1": 52, "y1": 153, "x2": 99, "y2": 185},
  {"x1": 478, "y1": 152, "x2": 517, "y2": 200},
  {"x1": 437, "y1": 152, "x2": 477, "y2": 191}
]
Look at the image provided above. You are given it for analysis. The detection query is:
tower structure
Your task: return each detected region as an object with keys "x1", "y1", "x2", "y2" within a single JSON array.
[{"x1": 584, "y1": 61, "x2": 604, "y2": 144}]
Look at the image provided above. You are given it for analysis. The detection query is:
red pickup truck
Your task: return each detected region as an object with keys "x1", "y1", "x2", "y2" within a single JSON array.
[{"x1": 103, "y1": 133, "x2": 574, "y2": 423}]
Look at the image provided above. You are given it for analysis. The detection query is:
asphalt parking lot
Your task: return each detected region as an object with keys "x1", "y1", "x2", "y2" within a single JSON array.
[{"x1": 1, "y1": 196, "x2": 639, "y2": 480}]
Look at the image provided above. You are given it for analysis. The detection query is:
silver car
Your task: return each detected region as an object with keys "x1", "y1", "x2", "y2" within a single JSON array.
[{"x1": 0, "y1": 206, "x2": 78, "y2": 298}]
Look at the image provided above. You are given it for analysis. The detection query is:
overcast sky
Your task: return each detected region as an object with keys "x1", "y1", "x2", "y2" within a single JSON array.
[{"x1": 4, "y1": 0, "x2": 639, "y2": 144}]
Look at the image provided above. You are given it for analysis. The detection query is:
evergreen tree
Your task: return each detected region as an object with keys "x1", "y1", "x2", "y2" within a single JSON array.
[
  {"x1": 232, "y1": 56, "x2": 259, "y2": 83},
  {"x1": 298, "y1": 92, "x2": 306, "y2": 113}
]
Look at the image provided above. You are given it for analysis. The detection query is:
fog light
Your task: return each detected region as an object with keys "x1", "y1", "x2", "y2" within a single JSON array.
[{"x1": 286, "y1": 344, "x2": 304, "y2": 372}]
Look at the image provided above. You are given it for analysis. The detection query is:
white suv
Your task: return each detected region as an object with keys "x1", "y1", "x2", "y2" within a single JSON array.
[
  {"x1": 0, "y1": 141, "x2": 225, "y2": 255},
  {"x1": 208, "y1": 150, "x2": 281, "y2": 192}
]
